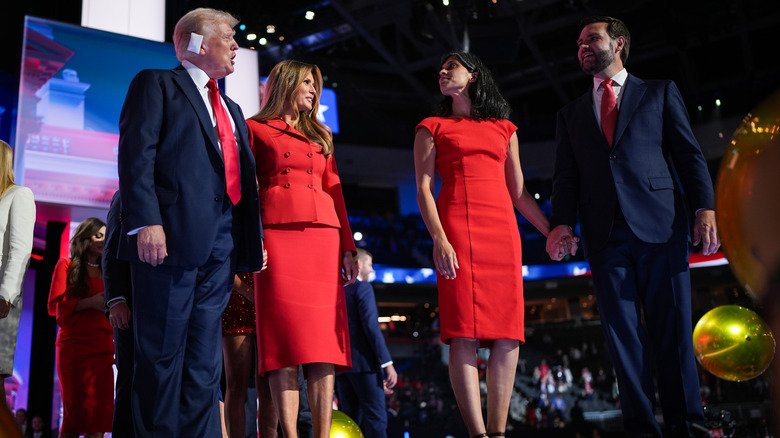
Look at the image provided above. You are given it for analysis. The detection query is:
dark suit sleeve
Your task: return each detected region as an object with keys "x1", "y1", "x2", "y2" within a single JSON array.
[
  {"x1": 103, "y1": 191, "x2": 132, "y2": 314},
  {"x1": 550, "y1": 108, "x2": 580, "y2": 229},
  {"x1": 355, "y1": 281, "x2": 392, "y2": 365},
  {"x1": 662, "y1": 81, "x2": 715, "y2": 211},
  {"x1": 117, "y1": 70, "x2": 165, "y2": 231}
]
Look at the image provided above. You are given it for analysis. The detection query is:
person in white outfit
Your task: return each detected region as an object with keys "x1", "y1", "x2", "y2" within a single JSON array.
[{"x1": 0, "y1": 139, "x2": 36, "y2": 414}]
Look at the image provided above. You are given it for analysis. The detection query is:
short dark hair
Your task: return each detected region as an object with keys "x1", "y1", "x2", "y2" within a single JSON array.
[
  {"x1": 580, "y1": 16, "x2": 631, "y2": 65},
  {"x1": 434, "y1": 51, "x2": 511, "y2": 120}
]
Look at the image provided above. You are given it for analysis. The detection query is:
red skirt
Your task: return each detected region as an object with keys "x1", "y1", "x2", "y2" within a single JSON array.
[{"x1": 254, "y1": 224, "x2": 351, "y2": 375}]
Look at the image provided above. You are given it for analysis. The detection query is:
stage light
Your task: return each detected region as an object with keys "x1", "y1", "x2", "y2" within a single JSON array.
[
  {"x1": 305, "y1": 11, "x2": 315, "y2": 20},
  {"x1": 266, "y1": 25, "x2": 276, "y2": 34},
  {"x1": 716, "y1": 99, "x2": 722, "y2": 107},
  {"x1": 259, "y1": 38, "x2": 267, "y2": 45},
  {"x1": 246, "y1": 33, "x2": 257, "y2": 41},
  {"x1": 698, "y1": 105, "x2": 703, "y2": 111},
  {"x1": 353, "y1": 231, "x2": 363, "y2": 241},
  {"x1": 239, "y1": 24, "x2": 246, "y2": 31}
]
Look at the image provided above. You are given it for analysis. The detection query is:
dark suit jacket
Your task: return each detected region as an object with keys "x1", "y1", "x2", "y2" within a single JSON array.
[
  {"x1": 343, "y1": 280, "x2": 392, "y2": 373},
  {"x1": 550, "y1": 73, "x2": 714, "y2": 257},
  {"x1": 117, "y1": 66, "x2": 262, "y2": 272},
  {"x1": 103, "y1": 190, "x2": 131, "y2": 313}
]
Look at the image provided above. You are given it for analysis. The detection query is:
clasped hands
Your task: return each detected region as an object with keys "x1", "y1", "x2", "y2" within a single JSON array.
[{"x1": 546, "y1": 225, "x2": 580, "y2": 261}]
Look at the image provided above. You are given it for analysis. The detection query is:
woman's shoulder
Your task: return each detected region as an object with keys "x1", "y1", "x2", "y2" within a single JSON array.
[
  {"x1": 2, "y1": 185, "x2": 34, "y2": 200},
  {"x1": 54, "y1": 258, "x2": 72, "y2": 270},
  {"x1": 416, "y1": 116, "x2": 449, "y2": 135}
]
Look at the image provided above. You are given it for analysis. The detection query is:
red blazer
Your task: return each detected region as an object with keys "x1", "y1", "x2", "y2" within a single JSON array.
[{"x1": 248, "y1": 118, "x2": 356, "y2": 254}]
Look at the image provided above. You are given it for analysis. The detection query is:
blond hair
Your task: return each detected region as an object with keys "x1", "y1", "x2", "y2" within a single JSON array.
[
  {"x1": 173, "y1": 8, "x2": 239, "y2": 61},
  {"x1": 250, "y1": 60, "x2": 334, "y2": 158},
  {"x1": 0, "y1": 140, "x2": 16, "y2": 197}
]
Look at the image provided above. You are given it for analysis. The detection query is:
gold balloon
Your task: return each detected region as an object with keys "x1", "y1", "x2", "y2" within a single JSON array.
[
  {"x1": 693, "y1": 305, "x2": 775, "y2": 381},
  {"x1": 716, "y1": 88, "x2": 780, "y2": 299},
  {"x1": 330, "y1": 409, "x2": 364, "y2": 438}
]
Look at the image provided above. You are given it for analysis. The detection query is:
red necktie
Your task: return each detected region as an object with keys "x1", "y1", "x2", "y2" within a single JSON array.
[
  {"x1": 207, "y1": 79, "x2": 241, "y2": 205},
  {"x1": 601, "y1": 79, "x2": 618, "y2": 147}
]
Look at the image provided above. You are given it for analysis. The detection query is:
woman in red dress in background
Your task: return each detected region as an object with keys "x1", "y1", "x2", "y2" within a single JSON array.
[
  {"x1": 414, "y1": 51, "x2": 551, "y2": 438},
  {"x1": 248, "y1": 59, "x2": 357, "y2": 438},
  {"x1": 47, "y1": 217, "x2": 113, "y2": 438}
]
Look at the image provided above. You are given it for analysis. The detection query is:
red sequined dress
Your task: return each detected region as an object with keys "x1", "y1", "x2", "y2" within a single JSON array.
[{"x1": 222, "y1": 272, "x2": 256, "y2": 336}]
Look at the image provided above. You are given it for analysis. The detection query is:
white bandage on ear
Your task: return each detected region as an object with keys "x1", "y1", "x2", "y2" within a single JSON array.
[{"x1": 187, "y1": 32, "x2": 204, "y2": 53}]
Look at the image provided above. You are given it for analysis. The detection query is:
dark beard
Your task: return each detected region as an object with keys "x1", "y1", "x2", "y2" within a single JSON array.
[{"x1": 580, "y1": 42, "x2": 615, "y2": 75}]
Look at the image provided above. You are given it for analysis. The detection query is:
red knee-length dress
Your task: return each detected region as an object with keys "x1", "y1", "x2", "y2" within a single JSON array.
[
  {"x1": 416, "y1": 117, "x2": 525, "y2": 346},
  {"x1": 248, "y1": 117, "x2": 356, "y2": 375},
  {"x1": 47, "y1": 258, "x2": 114, "y2": 433}
]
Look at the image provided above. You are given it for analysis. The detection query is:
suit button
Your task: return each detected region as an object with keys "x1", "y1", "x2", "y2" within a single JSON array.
[
  {"x1": 214, "y1": 197, "x2": 220, "y2": 201},
  {"x1": 306, "y1": 169, "x2": 313, "y2": 174},
  {"x1": 307, "y1": 184, "x2": 313, "y2": 189},
  {"x1": 284, "y1": 151, "x2": 291, "y2": 158},
  {"x1": 283, "y1": 183, "x2": 290, "y2": 188},
  {"x1": 307, "y1": 152, "x2": 313, "y2": 157}
]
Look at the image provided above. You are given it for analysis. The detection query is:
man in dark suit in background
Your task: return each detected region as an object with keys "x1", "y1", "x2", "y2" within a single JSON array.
[
  {"x1": 546, "y1": 16, "x2": 720, "y2": 438},
  {"x1": 102, "y1": 190, "x2": 133, "y2": 438},
  {"x1": 336, "y1": 249, "x2": 397, "y2": 438},
  {"x1": 117, "y1": 7, "x2": 263, "y2": 437}
]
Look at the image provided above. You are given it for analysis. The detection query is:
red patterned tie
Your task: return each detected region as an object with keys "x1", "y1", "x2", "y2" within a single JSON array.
[
  {"x1": 207, "y1": 79, "x2": 241, "y2": 205},
  {"x1": 601, "y1": 79, "x2": 618, "y2": 147}
]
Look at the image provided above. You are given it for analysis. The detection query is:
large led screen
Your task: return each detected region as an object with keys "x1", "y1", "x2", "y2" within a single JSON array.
[{"x1": 14, "y1": 16, "x2": 178, "y2": 208}]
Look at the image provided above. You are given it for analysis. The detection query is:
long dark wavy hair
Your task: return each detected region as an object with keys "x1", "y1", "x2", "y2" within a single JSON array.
[
  {"x1": 66, "y1": 217, "x2": 105, "y2": 299},
  {"x1": 433, "y1": 51, "x2": 511, "y2": 120}
]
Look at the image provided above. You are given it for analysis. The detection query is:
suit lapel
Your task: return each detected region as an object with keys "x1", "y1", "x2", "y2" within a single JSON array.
[
  {"x1": 172, "y1": 66, "x2": 221, "y2": 153},
  {"x1": 613, "y1": 74, "x2": 647, "y2": 147}
]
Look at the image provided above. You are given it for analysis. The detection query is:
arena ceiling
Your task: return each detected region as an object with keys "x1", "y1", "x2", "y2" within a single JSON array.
[{"x1": 165, "y1": 0, "x2": 780, "y2": 157}]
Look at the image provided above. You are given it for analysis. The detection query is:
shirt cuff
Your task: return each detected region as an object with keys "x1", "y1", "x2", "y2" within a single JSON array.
[
  {"x1": 381, "y1": 361, "x2": 393, "y2": 368},
  {"x1": 107, "y1": 297, "x2": 127, "y2": 309}
]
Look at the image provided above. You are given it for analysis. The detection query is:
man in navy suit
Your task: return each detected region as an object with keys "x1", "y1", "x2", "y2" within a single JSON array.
[
  {"x1": 547, "y1": 16, "x2": 720, "y2": 437},
  {"x1": 117, "y1": 7, "x2": 263, "y2": 437},
  {"x1": 335, "y1": 249, "x2": 397, "y2": 438},
  {"x1": 102, "y1": 190, "x2": 134, "y2": 437}
]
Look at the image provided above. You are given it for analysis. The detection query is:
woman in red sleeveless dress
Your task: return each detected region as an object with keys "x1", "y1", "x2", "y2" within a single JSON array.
[
  {"x1": 47, "y1": 218, "x2": 113, "y2": 438},
  {"x1": 414, "y1": 51, "x2": 551, "y2": 438}
]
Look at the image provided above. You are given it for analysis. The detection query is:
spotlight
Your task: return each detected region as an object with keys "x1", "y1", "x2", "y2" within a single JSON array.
[
  {"x1": 715, "y1": 99, "x2": 722, "y2": 107},
  {"x1": 259, "y1": 38, "x2": 267, "y2": 45},
  {"x1": 246, "y1": 33, "x2": 257, "y2": 41},
  {"x1": 305, "y1": 10, "x2": 315, "y2": 20},
  {"x1": 239, "y1": 24, "x2": 246, "y2": 31},
  {"x1": 266, "y1": 25, "x2": 276, "y2": 34},
  {"x1": 353, "y1": 231, "x2": 363, "y2": 241},
  {"x1": 442, "y1": 0, "x2": 449, "y2": 5}
]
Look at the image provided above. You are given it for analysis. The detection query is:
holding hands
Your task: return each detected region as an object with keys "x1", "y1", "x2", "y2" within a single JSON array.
[{"x1": 546, "y1": 225, "x2": 580, "y2": 261}]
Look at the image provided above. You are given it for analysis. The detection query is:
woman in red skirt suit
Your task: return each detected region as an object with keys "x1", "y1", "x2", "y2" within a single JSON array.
[
  {"x1": 47, "y1": 217, "x2": 113, "y2": 438},
  {"x1": 247, "y1": 59, "x2": 358, "y2": 438},
  {"x1": 414, "y1": 52, "x2": 551, "y2": 438}
]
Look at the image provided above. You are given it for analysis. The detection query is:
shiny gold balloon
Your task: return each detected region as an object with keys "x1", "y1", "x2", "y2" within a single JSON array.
[
  {"x1": 716, "y1": 88, "x2": 780, "y2": 299},
  {"x1": 330, "y1": 409, "x2": 364, "y2": 438},
  {"x1": 693, "y1": 305, "x2": 775, "y2": 381}
]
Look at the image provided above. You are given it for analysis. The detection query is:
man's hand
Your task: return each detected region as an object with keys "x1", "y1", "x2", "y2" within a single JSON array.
[
  {"x1": 693, "y1": 209, "x2": 721, "y2": 256},
  {"x1": 0, "y1": 299, "x2": 12, "y2": 319},
  {"x1": 109, "y1": 302, "x2": 132, "y2": 330},
  {"x1": 384, "y1": 364, "x2": 398, "y2": 391},
  {"x1": 138, "y1": 225, "x2": 168, "y2": 266}
]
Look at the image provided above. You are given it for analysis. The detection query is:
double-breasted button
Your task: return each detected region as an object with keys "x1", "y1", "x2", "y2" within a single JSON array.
[
  {"x1": 307, "y1": 152, "x2": 313, "y2": 157},
  {"x1": 307, "y1": 184, "x2": 313, "y2": 189},
  {"x1": 283, "y1": 183, "x2": 290, "y2": 188},
  {"x1": 282, "y1": 167, "x2": 291, "y2": 174},
  {"x1": 284, "y1": 151, "x2": 291, "y2": 158},
  {"x1": 306, "y1": 169, "x2": 313, "y2": 174}
]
